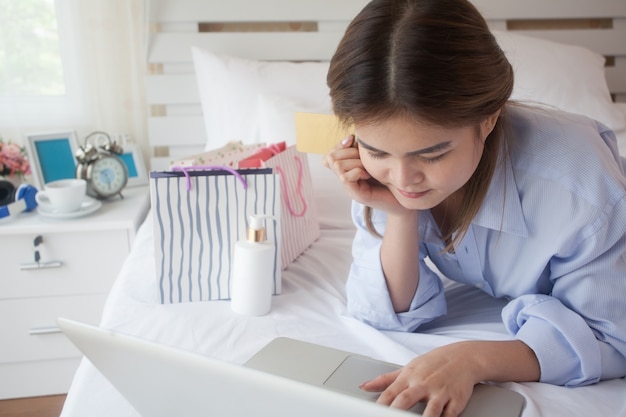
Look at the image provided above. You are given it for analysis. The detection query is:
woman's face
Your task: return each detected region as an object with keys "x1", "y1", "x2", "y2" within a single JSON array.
[{"x1": 355, "y1": 115, "x2": 492, "y2": 211}]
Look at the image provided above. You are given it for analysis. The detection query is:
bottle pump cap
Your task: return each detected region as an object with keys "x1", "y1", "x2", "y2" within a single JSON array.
[{"x1": 247, "y1": 214, "x2": 266, "y2": 242}]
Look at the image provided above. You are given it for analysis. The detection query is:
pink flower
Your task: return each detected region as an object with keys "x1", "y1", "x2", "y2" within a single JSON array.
[{"x1": 0, "y1": 138, "x2": 31, "y2": 178}]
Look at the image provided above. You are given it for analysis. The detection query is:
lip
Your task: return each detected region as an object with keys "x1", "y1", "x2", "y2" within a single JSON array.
[{"x1": 397, "y1": 188, "x2": 430, "y2": 199}]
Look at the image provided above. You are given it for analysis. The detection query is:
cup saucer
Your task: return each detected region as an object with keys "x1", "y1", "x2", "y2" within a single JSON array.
[{"x1": 37, "y1": 196, "x2": 102, "y2": 219}]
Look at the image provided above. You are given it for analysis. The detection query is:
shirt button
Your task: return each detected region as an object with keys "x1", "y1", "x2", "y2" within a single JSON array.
[{"x1": 474, "y1": 282, "x2": 484, "y2": 289}]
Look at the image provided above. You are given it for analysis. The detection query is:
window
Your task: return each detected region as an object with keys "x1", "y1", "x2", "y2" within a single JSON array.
[
  {"x1": 0, "y1": 0, "x2": 87, "y2": 127},
  {"x1": 0, "y1": 0, "x2": 64, "y2": 96}
]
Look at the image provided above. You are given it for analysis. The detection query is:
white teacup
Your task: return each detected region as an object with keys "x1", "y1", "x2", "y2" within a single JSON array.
[{"x1": 36, "y1": 179, "x2": 87, "y2": 213}]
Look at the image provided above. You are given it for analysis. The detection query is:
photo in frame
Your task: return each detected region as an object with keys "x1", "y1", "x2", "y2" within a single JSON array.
[
  {"x1": 119, "y1": 143, "x2": 148, "y2": 187},
  {"x1": 24, "y1": 131, "x2": 79, "y2": 190}
]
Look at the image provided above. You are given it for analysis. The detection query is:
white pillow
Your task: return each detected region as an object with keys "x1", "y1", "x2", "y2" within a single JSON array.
[
  {"x1": 256, "y1": 94, "x2": 331, "y2": 146},
  {"x1": 493, "y1": 30, "x2": 625, "y2": 131},
  {"x1": 191, "y1": 47, "x2": 330, "y2": 149}
]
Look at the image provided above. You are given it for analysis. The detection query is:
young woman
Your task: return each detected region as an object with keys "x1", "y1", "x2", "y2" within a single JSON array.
[{"x1": 323, "y1": 0, "x2": 626, "y2": 416}]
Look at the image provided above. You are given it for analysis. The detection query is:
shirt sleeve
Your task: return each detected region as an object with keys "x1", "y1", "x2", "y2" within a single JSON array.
[
  {"x1": 502, "y1": 194, "x2": 626, "y2": 386},
  {"x1": 345, "y1": 202, "x2": 446, "y2": 332}
]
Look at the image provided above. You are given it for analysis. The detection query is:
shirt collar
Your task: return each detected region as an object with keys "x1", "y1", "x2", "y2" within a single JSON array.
[{"x1": 472, "y1": 154, "x2": 529, "y2": 237}]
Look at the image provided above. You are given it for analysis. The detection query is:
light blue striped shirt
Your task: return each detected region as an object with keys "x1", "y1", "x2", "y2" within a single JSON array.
[{"x1": 346, "y1": 105, "x2": 626, "y2": 386}]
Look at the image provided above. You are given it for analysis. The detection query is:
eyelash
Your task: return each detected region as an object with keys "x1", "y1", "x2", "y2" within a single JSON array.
[
  {"x1": 367, "y1": 151, "x2": 387, "y2": 160},
  {"x1": 367, "y1": 151, "x2": 448, "y2": 163},
  {"x1": 422, "y1": 153, "x2": 447, "y2": 163}
]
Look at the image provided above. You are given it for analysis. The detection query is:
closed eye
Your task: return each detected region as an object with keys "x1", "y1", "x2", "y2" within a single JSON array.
[
  {"x1": 367, "y1": 151, "x2": 388, "y2": 159},
  {"x1": 357, "y1": 137, "x2": 452, "y2": 162},
  {"x1": 420, "y1": 152, "x2": 448, "y2": 163}
]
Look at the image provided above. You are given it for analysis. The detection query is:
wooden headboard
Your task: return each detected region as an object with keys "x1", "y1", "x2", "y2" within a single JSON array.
[{"x1": 146, "y1": 0, "x2": 626, "y2": 169}]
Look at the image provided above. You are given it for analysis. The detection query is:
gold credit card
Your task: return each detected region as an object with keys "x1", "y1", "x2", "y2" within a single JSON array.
[{"x1": 294, "y1": 112, "x2": 354, "y2": 154}]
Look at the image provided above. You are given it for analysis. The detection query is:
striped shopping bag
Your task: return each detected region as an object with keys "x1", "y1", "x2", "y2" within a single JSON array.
[
  {"x1": 149, "y1": 145, "x2": 320, "y2": 303},
  {"x1": 260, "y1": 145, "x2": 320, "y2": 269}
]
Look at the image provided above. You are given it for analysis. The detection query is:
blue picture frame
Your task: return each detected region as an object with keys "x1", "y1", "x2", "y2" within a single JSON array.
[
  {"x1": 25, "y1": 131, "x2": 79, "y2": 190},
  {"x1": 118, "y1": 143, "x2": 148, "y2": 187}
]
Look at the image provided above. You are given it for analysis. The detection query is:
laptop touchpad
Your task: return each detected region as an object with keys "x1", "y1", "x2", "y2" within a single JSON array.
[{"x1": 323, "y1": 355, "x2": 400, "y2": 400}]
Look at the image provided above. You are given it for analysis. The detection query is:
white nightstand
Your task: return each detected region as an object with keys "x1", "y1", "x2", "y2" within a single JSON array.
[{"x1": 0, "y1": 186, "x2": 150, "y2": 399}]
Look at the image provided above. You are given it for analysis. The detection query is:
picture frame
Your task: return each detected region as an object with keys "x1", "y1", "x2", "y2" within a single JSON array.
[
  {"x1": 119, "y1": 143, "x2": 148, "y2": 187},
  {"x1": 24, "y1": 131, "x2": 79, "y2": 190}
]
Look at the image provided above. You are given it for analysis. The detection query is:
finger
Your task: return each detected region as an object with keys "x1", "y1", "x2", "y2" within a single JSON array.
[
  {"x1": 376, "y1": 371, "x2": 427, "y2": 411},
  {"x1": 340, "y1": 167, "x2": 371, "y2": 183},
  {"x1": 340, "y1": 134, "x2": 355, "y2": 148},
  {"x1": 422, "y1": 390, "x2": 470, "y2": 417},
  {"x1": 387, "y1": 388, "x2": 427, "y2": 411},
  {"x1": 440, "y1": 400, "x2": 465, "y2": 417},
  {"x1": 326, "y1": 154, "x2": 370, "y2": 184},
  {"x1": 440, "y1": 390, "x2": 472, "y2": 417},
  {"x1": 420, "y1": 396, "x2": 447, "y2": 417},
  {"x1": 325, "y1": 135, "x2": 354, "y2": 164},
  {"x1": 329, "y1": 146, "x2": 360, "y2": 163},
  {"x1": 323, "y1": 146, "x2": 360, "y2": 171},
  {"x1": 359, "y1": 369, "x2": 401, "y2": 392},
  {"x1": 332, "y1": 158, "x2": 367, "y2": 176}
]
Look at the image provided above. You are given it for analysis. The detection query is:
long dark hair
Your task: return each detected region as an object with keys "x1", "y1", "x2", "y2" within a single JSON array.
[{"x1": 327, "y1": 0, "x2": 513, "y2": 251}]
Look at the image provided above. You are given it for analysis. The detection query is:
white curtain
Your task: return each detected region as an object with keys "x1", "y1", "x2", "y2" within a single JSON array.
[
  {"x1": 73, "y1": 0, "x2": 148, "y2": 155},
  {"x1": 0, "y1": 0, "x2": 149, "y2": 167}
]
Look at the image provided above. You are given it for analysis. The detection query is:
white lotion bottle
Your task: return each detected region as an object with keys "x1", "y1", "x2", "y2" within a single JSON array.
[{"x1": 230, "y1": 215, "x2": 275, "y2": 316}]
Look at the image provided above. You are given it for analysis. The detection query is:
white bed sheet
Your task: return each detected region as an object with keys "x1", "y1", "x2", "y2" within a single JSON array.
[{"x1": 60, "y1": 210, "x2": 626, "y2": 417}]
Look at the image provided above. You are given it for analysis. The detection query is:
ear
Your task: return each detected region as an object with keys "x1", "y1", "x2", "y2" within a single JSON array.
[{"x1": 480, "y1": 109, "x2": 501, "y2": 141}]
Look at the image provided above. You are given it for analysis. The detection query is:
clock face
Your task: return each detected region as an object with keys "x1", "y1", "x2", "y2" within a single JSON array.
[{"x1": 88, "y1": 156, "x2": 128, "y2": 197}]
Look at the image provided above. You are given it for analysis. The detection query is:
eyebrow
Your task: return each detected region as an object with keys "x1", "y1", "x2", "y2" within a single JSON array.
[{"x1": 356, "y1": 137, "x2": 452, "y2": 157}]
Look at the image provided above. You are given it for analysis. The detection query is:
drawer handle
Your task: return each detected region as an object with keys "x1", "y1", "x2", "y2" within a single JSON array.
[
  {"x1": 29, "y1": 326, "x2": 63, "y2": 336},
  {"x1": 20, "y1": 236, "x2": 63, "y2": 270},
  {"x1": 19, "y1": 260, "x2": 63, "y2": 270}
]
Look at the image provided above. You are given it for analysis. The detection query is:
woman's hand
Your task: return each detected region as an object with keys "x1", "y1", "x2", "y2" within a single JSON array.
[
  {"x1": 360, "y1": 340, "x2": 540, "y2": 417},
  {"x1": 323, "y1": 135, "x2": 406, "y2": 215},
  {"x1": 361, "y1": 343, "x2": 477, "y2": 417}
]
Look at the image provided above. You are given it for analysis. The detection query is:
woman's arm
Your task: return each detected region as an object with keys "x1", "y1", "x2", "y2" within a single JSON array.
[
  {"x1": 324, "y1": 135, "x2": 423, "y2": 313},
  {"x1": 345, "y1": 203, "x2": 447, "y2": 331},
  {"x1": 380, "y1": 210, "x2": 421, "y2": 313},
  {"x1": 326, "y1": 137, "x2": 446, "y2": 330}
]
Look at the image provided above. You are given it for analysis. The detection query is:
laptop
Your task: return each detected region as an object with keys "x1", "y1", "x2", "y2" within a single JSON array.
[{"x1": 58, "y1": 318, "x2": 525, "y2": 417}]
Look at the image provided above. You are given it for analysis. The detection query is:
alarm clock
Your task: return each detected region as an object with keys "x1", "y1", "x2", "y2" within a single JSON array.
[{"x1": 75, "y1": 131, "x2": 129, "y2": 199}]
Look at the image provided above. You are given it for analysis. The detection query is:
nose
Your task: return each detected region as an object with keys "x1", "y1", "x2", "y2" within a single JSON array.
[{"x1": 390, "y1": 159, "x2": 423, "y2": 188}]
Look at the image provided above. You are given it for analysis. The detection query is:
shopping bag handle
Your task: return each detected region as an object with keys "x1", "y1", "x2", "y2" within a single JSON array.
[
  {"x1": 274, "y1": 156, "x2": 307, "y2": 217},
  {"x1": 171, "y1": 165, "x2": 248, "y2": 191}
]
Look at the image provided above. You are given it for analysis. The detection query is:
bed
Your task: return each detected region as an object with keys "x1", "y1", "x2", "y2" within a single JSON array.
[{"x1": 60, "y1": 1, "x2": 626, "y2": 416}]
